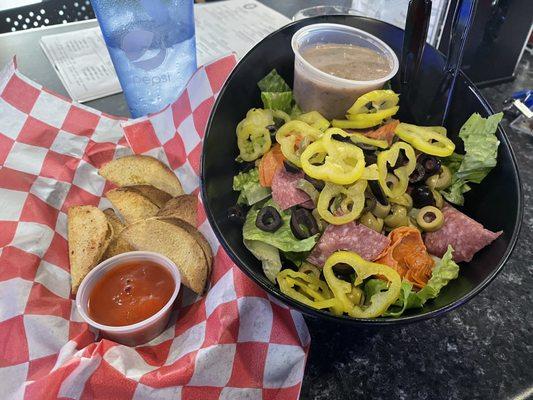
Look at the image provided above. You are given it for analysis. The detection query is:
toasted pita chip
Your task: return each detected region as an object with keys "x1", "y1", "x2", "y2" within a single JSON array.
[
  {"x1": 159, "y1": 217, "x2": 213, "y2": 275},
  {"x1": 156, "y1": 194, "x2": 197, "y2": 226},
  {"x1": 103, "y1": 208, "x2": 125, "y2": 236},
  {"x1": 103, "y1": 234, "x2": 134, "y2": 260},
  {"x1": 99, "y1": 155, "x2": 183, "y2": 197},
  {"x1": 68, "y1": 206, "x2": 113, "y2": 294},
  {"x1": 128, "y1": 185, "x2": 172, "y2": 208},
  {"x1": 106, "y1": 187, "x2": 159, "y2": 224},
  {"x1": 117, "y1": 218, "x2": 208, "y2": 294}
]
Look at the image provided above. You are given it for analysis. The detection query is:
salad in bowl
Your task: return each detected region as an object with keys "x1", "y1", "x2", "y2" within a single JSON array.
[{"x1": 228, "y1": 70, "x2": 503, "y2": 319}]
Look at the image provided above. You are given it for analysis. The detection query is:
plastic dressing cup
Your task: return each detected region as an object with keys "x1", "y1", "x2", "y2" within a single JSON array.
[
  {"x1": 291, "y1": 23, "x2": 399, "y2": 119},
  {"x1": 76, "y1": 251, "x2": 181, "y2": 347}
]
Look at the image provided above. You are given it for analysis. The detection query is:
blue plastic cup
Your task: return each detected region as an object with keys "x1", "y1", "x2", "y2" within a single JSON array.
[{"x1": 91, "y1": 0, "x2": 197, "y2": 117}]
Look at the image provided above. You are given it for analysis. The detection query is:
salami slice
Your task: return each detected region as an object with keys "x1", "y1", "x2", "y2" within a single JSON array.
[
  {"x1": 271, "y1": 167, "x2": 313, "y2": 210},
  {"x1": 307, "y1": 221, "x2": 390, "y2": 267},
  {"x1": 424, "y1": 204, "x2": 502, "y2": 263}
]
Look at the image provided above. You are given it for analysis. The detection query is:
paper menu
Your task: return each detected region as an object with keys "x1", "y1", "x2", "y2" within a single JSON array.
[
  {"x1": 40, "y1": 27, "x2": 122, "y2": 103},
  {"x1": 40, "y1": 0, "x2": 290, "y2": 103},
  {"x1": 194, "y1": 0, "x2": 290, "y2": 66}
]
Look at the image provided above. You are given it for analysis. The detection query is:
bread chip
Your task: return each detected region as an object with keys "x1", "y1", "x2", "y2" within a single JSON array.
[
  {"x1": 102, "y1": 209, "x2": 128, "y2": 261},
  {"x1": 128, "y1": 185, "x2": 172, "y2": 208},
  {"x1": 106, "y1": 187, "x2": 160, "y2": 224},
  {"x1": 99, "y1": 155, "x2": 183, "y2": 197},
  {"x1": 68, "y1": 206, "x2": 113, "y2": 294},
  {"x1": 156, "y1": 194, "x2": 197, "y2": 226},
  {"x1": 103, "y1": 208, "x2": 125, "y2": 236},
  {"x1": 116, "y1": 218, "x2": 208, "y2": 294},
  {"x1": 159, "y1": 217, "x2": 213, "y2": 274},
  {"x1": 103, "y1": 234, "x2": 134, "y2": 260}
]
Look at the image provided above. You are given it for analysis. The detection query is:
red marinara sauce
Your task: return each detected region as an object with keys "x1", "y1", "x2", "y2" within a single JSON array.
[{"x1": 88, "y1": 261, "x2": 174, "y2": 326}]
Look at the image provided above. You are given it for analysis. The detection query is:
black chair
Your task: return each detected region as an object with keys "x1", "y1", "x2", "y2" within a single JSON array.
[{"x1": 0, "y1": 0, "x2": 95, "y2": 34}]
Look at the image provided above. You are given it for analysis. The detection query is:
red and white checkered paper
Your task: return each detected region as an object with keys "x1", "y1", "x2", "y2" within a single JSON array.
[{"x1": 0, "y1": 55, "x2": 310, "y2": 400}]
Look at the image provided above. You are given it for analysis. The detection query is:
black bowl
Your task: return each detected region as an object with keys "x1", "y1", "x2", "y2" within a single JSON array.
[{"x1": 201, "y1": 16, "x2": 522, "y2": 325}]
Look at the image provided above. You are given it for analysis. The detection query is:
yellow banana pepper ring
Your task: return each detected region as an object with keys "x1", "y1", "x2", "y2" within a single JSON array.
[
  {"x1": 394, "y1": 123, "x2": 455, "y2": 157},
  {"x1": 332, "y1": 90, "x2": 400, "y2": 129},
  {"x1": 236, "y1": 108, "x2": 274, "y2": 162},
  {"x1": 325, "y1": 127, "x2": 389, "y2": 149},
  {"x1": 316, "y1": 180, "x2": 367, "y2": 225},
  {"x1": 347, "y1": 90, "x2": 400, "y2": 115},
  {"x1": 300, "y1": 134, "x2": 366, "y2": 185},
  {"x1": 362, "y1": 164, "x2": 379, "y2": 180},
  {"x1": 277, "y1": 269, "x2": 340, "y2": 313},
  {"x1": 349, "y1": 133, "x2": 389, "y2": 149},
  {"x1": 323, "y1": 251, "x2": 401, "y2": 318},
  {"x1": 296, "y1": 111, "x2": 330, "y2": 131},
  {"x1": 275, "y1": 120, "x2": 322, "y2": 166},
  {"x1": 377, "y1": 141, "x2": 416, "y2": 198}
]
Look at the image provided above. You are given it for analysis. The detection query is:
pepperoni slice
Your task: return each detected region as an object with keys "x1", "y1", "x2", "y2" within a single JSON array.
[
  {"x1": 271, "y1": 167, "x2": 313, "y2": 210},
  {"x1": 307, "y1": 222, "x2": 390, "y2": 267},
  {"x1": 424, "y1": 204, "x2": 502, "y2": 263}
]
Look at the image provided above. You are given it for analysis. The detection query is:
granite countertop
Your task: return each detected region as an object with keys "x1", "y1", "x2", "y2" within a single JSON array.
[{"x1": 301, "y1": 51, "x2": 533, "y2": 400}]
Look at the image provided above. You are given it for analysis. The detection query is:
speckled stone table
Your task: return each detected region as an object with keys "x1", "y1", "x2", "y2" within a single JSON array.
[{"x1": 300, "y1": 52, "x2": 533, "y2": 400}]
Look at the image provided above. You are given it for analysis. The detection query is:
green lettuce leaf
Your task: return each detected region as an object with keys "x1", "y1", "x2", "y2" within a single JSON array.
[
  {"x1": 283, "y1": 250, "x2": 311, "y2": 268},
  {"x1": 365, "y1": 246, "x2": 460, "y2": 317},
  {"x1": 244, "y1": 239, "x2": 282, "y2": 283},
  {"x1": 362, "y1": 279, "x2": 422, "y2": 317},
  {"x1": 416, "y1": 246, "x2": 460, "y2": 303},
  {"x1": 442, "y1": 113, "x2": 503, "y2": 205},
  {"x1": 383, "y1": 282, "x2": 424, "y2": 317},
  {"x1": 233, "y1": 168, "x2": 271, "y2": 205},
  {"x1": 363, "y1": 279, "x2": 388, "y2": 299},
  {"x1": 257, "y1": 69, "x2": 294, "y2": 114},
  {"x1": 261, "y1": 92, "x2": 294, "y2": 115},
  {"x1": 290, "y1": 103, "x2": 303, "y2": 119},
  {"x1": 442, "y1": 152, "x2": 464, "y2": 175},
  {"x1": 258, "y1": 69, "x2": 291, "y2": 92},
  {"x1": 441, "y1": 179, "x2": 471, "y2": 206},
  {"x1": 243, "y1": 199, "x2": 318, "y2": 253},
  {"x1": 456, "y1": 112, "x2": 502, "y2": 183}
]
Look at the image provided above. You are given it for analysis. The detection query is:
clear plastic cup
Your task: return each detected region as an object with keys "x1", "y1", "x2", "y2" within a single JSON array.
[
  {"x1": 291, "y1": 23, "x2": 399, "y2": 119},
  {"x1": 76, "y1": 251, "x2": 181, "y2": 347},
  {"x1": 91, "y1": 0, "x2": 197, "y2": 118}
]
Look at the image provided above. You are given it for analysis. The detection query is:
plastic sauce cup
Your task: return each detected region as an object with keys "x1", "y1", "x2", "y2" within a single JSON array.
[
  {"x1": 76, "y1": 251, "x2": 181, "y2": 347},
  {"x1": 291, "y1": 23, "x2": 399, "y2": 119}
]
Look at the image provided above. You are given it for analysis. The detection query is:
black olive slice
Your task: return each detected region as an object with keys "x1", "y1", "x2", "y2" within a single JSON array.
[
  {"x1": 290, "y1": 208, "x2": 319, "y2": 239},
  {"x1": 266, "y1": 124, "x2": 277, "y2": 139},
  {"x1": 409, "y1": 163, "x2": 426, "y2": 184},
  {"x1": 411, "y1": 185, "x2": 436, "y2": 208},
  {"x1": 368, "y1": 180, "x2": 389, "y2": 206},
  {"x1": 363, "y1": 193, "x2": 377, "y2": 213},
  {"x1": 266, "y1": 124, "x2": 277, "y2": 134},
  {"x1": 273, "y1": 117, "x2": 285, "y2": 129},
  {"x1": 331, "y1": 133, "x2": 352, "y2": 143},
  {"x1": 255, "y1": 206, "x2": 283, "y2": 232},
  {"x1": 418, "y1": 154, "x2": 441, "y2": 175}
]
